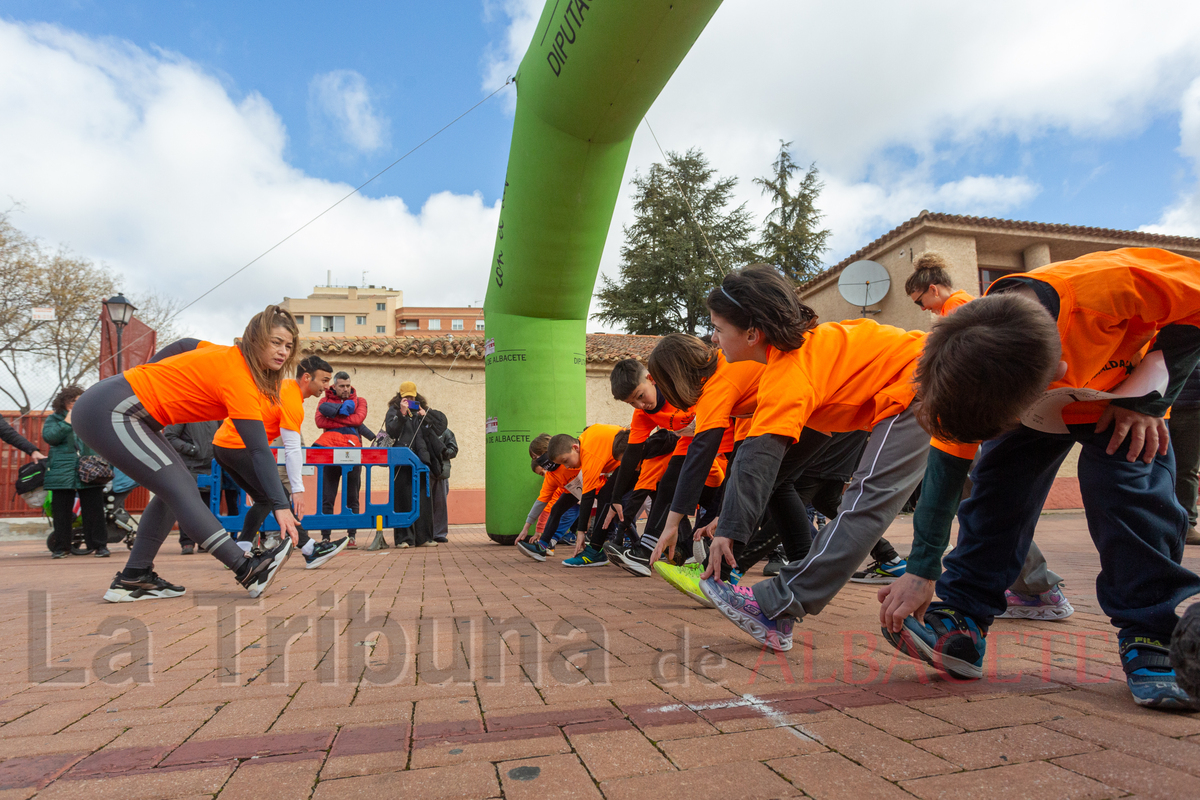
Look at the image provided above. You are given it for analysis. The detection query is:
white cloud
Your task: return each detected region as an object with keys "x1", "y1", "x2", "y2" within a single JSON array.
[
  {"x1": 1145, "y1": 75, "x2": 1200, "y2": 236},
  {"x1": 308, "y1": 69, "x2": 389, "y2": 153},
  {"x1": 0, "y1": 21, "x2": 499, "y2": 344},
  {"x1": 480, "y1": 0, "x2": 543, "y2": 105}
]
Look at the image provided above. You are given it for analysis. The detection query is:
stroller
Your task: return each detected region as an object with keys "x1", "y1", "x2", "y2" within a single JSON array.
[{"x1": 41, "y1": 469, "x2": 138, "y2": 553}]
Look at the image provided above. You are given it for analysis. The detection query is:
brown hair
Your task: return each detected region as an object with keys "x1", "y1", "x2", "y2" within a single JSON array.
[
  {"x1": 547, "y1": 433, "x2": 579, "y2": 462},
  {"x1": 530, "y1": 457, "x2": 544, "y2": 475},
  {"x1": 904, "y1": 252, "x2": 953, "y2": 296},
  {"x1": 648, "y1": 334, "x2": 719, "y2": 412},
  {"x1": 706, "y1": 264, "x2": 818, "y2": 352},
  {"x1": 238, "y1": 305, "x2": 300, "y2": 404},
  {"x1": 916, "y1": 293, "x2": 1061, "y2": 443},
  {"x1": 611, "y1": 428, "x2": 630, "y2": 461},
  {"x1": 610, "y1": 359, "x2": 648, "y2": 401},
  {"x1": 52, "y1": 385, "x2": 86, "y2": 415},
  {"x1": 529, "y1": 433, "x2": 551, "y2": 459}
]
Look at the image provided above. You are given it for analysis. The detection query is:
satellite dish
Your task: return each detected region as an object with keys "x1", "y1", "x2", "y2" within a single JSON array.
[{"x1": 838, "y1": 260, "x2": 890, "y2": 314}]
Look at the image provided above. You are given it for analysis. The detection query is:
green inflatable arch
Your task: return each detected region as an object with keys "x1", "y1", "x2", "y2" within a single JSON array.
[{"x1": 483, "y1": 0, "x2": 723, "y2": 542}]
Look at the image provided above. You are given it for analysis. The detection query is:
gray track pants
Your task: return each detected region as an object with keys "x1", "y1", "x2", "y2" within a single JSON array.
[{"x1": 72, "y1": 376, "x2": 246, "y2": 573}]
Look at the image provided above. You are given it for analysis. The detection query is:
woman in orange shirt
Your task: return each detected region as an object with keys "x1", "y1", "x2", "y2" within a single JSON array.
[{"x1": 73, "y1": 306, "x2": 304, "y2": 602}]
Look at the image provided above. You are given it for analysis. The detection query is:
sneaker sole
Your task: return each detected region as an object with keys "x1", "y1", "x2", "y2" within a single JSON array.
[
  {"x1": 517, "y1": 543, "x2": 546, "y2": 563},
  {"x1": 653, "y1": 562, "x2": 714, "y2": 608},
  {"x1": 247, "y1": 541, "x2": 293, "y2": 598},
  {"x1": 103, "y1": 586, "x2": 186, "y2": 603},
  {"x1": 849, "y1": 573, "x2": 900, "y2": 584},
  {"x1": 701, "y1": 581, "x2": 791, "y2": 652},
  {"x1": 885, "y1": 623, "x2": 983, "y2": 680},
  {"x1": 998, "y1": 602, "x2": 1074, "y2": 621},
  {"x1": 305, "y1": 538, "x2": 350, "y2": 570}
]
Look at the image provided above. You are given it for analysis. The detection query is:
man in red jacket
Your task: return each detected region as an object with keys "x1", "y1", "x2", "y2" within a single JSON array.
[{"x1": 314, "y1": 371, "x2": 371, "y2": 547}]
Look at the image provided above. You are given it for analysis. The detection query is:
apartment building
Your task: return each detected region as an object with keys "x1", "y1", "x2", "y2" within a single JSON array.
[
  {"x1": 395, "y1": 305, "x2": 485, "y2": 335},
  {"x1": 280, "y1": 284, "x2": 403, "y2": 337}
]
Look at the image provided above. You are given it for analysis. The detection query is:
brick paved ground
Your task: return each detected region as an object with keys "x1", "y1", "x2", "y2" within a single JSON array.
[{"x1": 2, "y1": 513, "x2": 1199, "y2": 799}]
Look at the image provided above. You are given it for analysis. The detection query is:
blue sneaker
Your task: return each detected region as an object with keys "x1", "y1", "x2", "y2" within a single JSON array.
[
  {"x1": 699, "y1": 578, "x2": 794, "y2": 652},
  {"x1": 850, "y1": 557, "x2": 907, "y2": 584},
  {"x1": 562, "y1": 544, "x2": 609, "y2": 568},
  {"x1": 1121, "y1": 637, "x2": 1200, "y2": 710},
  {"x1": 882, "y1": 608, "x2": 984, "y2": 680},
  {"x1": 517, "y1": 540, "x2": 549, "y2": 562},
  {"x1": 558, "y1": 531, "x2": 576, "y2": 546},
  {"x1": 729, "y1": 569, "x2": 743, "y2": 586}
]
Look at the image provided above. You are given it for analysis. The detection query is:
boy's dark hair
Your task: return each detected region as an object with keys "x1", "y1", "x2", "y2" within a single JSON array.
[
  {"x1": 610, "y1": 359, "x2": 647, "y2": 401},
  {"x1": 529, "y1": 433, "x2": 551, "y2": 459},
  {"x1": 298, "y1": 355, "x2": 333, "y2": 380},
  {"x1": 706, "y1": 263, "x2": 818, "y2": 352},
  {"x1": 916, "y1": 293, "x2": 1061, "y2": 443},
  {"x1": 648, "y1": 333, "x2": 719, "y2": 412},
  {"x1": 611, "y1": 428, "x2": 630, "y2": 461},
  {"x1": 642, "y1": 428, "x2": 679, "y2": 460},
  {"x1": 334, "y1": 371, "x2": 351, "y2": 382},
  {"x1": 52, "y1": 385, "x2": 86, "y2": 415},
  {"x1": 530, "y1": 457, "x2": 543, "y2": 475},
  {"x1": 904, "y1": 252, "x2": 953, "y2": 296},
  {"x1": 547, "y1": 433, "x2": 579, "y2": 462}
]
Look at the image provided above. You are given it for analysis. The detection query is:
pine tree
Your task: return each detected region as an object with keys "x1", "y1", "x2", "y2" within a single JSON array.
[
  {"x1": 593, "y1": 149, "x2": 758, "y2": 335},
  {"x1": 755, "y1": 141, "x2": 830, "y2": 283}
]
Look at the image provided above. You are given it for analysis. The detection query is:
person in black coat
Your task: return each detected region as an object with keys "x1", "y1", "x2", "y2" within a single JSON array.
[
  {"x1": 0, "y1": 417, "x2": 46, "y2": 462},
  {"x1": 385, "y1": 383, "x2": 447, "y2": 548},
  {"x1": 432, "y1": 426, "x2": 458, "y2": 543}
]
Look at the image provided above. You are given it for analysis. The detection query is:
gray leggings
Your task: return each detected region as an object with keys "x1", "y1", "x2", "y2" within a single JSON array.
[{"x1": 72, "y1": 376, "x2": 246, "y2": 573}]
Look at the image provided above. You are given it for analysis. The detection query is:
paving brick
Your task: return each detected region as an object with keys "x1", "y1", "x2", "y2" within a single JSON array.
[
  {"x1": 0, "y1": 730, "x2": 120, "y2": 759},
  {"x1": 660, "y1": 726, "x2": 823, "y2": 769},
  {"x1": 330, "y1": 722, "x2": 410, "y2": 757},
  {"x1": 1044, "y1": 714, "x2": 1200, "y2": 777},
  {"x1": 900, "y1": 761, "x2": 1118, "y2": 800},
  {"x1": 221, "y1": 757, "x2": 323, "y2": 800},
  {"x1": 768, "y1": 751, "x2": 915, "y2": 799},
  {"x1": 312, "y1": 760, "x2": 499, "y2": 800},
  {"x1": 410, "y1": 726, "x2": 569, "y2": 769},
  {"x1": 920, "y1": 695, "x2": 1065, "y2": 731},
  {"x1": 566, "y1": 728, "x2": 673, "y2": 781},
  {"x1": 840, "y1": 701, "x2": 963, "y2": 740},
  {"x1": 1040, "y1": 684, "x2": 1200, "y2": 738},
  {"x1": 34, "y1": 763, "x2": 237, "y2": 800},
  {"x1": 1053, "y1": 750, "x2": 1200, "y2": 799},
  {"x1": 804, "y1": 716, "x2": 957, "y2": 781},
  {"x1": 270, "y1": 701, "x2": 412, "y2": 733},
  {"x1": 913, "y1": 723, "x2": 1099, "y2": 769},
  {"x1": 320, "y1": 749, "x2": 410, "y2": 781},
  {"x1": 498, "y1": 754, "x2": 601, "y2": 800},
  {"x1": 190, "y1": 696, "x2": 291, "y2": 740},
  {"x1": 63, "y1": 746, "x2": 170, "y2": 779},
  {"x1": 0, "y1": 753, "x2": 85, "y2": 791},
  {"x1": 485, "y1": 703, "x2": 620, "y2": 731},
  {"x1": 160, "y1": 730, "x2": 334, "y2": 766},
  {"x1": 599, "y1": 760, "x2": 800, "y2": 799}
]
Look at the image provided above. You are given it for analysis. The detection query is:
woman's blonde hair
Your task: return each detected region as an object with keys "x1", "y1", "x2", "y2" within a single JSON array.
[
  {"x1": 238, "y1": 305, "x2": 300, "y2": 403},
  {"x1": 647, "y1": 333, "x2": 719, "y2": 411}
]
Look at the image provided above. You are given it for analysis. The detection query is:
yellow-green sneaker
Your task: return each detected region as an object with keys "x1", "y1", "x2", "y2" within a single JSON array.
[{"x1": 653, "y1": 561, "x2": 714, "y2": 608}]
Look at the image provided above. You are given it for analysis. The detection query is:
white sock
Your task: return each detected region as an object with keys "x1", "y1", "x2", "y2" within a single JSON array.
[
  {"x1": 301, "y1": 540, "x2": 315, "y2": 556},
  {"x1": 236, "y1": 541, "x2": 252, "y2": 554}
]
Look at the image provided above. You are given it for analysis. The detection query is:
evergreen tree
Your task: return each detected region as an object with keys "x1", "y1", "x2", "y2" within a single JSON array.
[
  {"x1": 594, "y1": 149, "x2": 758, "y2": 335},
  {"x1": 755, "y1": 141, "x2": 830, "y2": 282}
]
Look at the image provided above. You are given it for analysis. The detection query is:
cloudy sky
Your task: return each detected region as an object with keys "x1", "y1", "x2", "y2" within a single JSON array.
[{"x1": 3, "y1": 1, "x2": 1200, "y2": 343}]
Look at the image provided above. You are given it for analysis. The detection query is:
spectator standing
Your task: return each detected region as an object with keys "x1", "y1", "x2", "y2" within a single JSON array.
[
  {"x1": 0, "y1": 417, "x2": 46, "y2": 462},
  {"x1": 43, "y1": 386, "x2": 108, "y2": 558},
  {"x1": 433, "y1": 425, "x2": 458, "y2": 543},
  {"x1": 1170, "y1": 363, "x2": 1200, "y2": 545},
  {"x1": 164, "y1": 420, "x2": 238, "y2": 554},
  {"x1": 314, "y1": 371, "x2": 371, "y2": 548},
  {"x1": 385, "y1": 382, "x2": 447, "y2": 548}
]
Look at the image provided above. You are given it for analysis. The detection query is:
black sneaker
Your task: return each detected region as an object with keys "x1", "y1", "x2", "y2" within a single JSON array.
[
  {"x1": 237, "y1": 539, "x2": 294, "y2": 598},
  {"x1": 763, "y1": 548, "x2": 786, "y2": 577},
  {"x1": 181, "y1": 544, "x2": 195, "y2": 555},
  {"x1": 103, "y1": 570, "x2": 186, "y2": 603},
  {"x1": 94, "y1": 548, "x2": 111, "y2": 558},
  {"x1": 51, "y1": 550, "x2": 69, "y2": 559},
  {"x1": 304, "y1": 537, "x2": 348, "y2": 570},
  {"x1": 882, "y1": 607, "x2": 985, "y2": 680},
  {"x1": 613, "y1": 543, "x2": 652, "y2": 577}
]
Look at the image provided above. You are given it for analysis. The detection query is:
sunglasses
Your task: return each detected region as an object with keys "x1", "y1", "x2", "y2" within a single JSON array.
[{"x1": 913, "y1": 287, "x2": 931, "y2": 308}]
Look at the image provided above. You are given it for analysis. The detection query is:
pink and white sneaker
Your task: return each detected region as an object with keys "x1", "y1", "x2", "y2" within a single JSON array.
[
  {"x1": 998, "y1": 586, "x2": 1074, "y2": 621},
  {"x1": 699, "y1": 578, "x2": 794, "y2": 651}
]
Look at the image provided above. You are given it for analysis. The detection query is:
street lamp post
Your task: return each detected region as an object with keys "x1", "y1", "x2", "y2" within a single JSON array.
[{"x1": 103, "y1": 294, "x2": 136, "y2": 372}]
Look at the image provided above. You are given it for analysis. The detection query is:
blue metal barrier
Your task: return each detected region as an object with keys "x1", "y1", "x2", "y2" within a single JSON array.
[{"x1": 196, "y1": 446, "x2": 430, "y2": 533}]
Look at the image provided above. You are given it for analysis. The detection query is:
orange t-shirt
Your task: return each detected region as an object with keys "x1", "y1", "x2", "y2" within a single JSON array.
[
  {"x1": 630, "y1": 399, "x2": 696, "y2": 458},
  {"x1": 124, "y1": 342, "x2": 267, "y2": 426},
  {"x1": 705, "y1": 453, "x2": 726, "y2": 488},
  {"x1": 634, "y1": 453, "x2": 672, "y2": 492},
  {"x1": 537, "y1": 464, "x2": 581, "y2": 505},
  {"x1": 212, "y1": 379, "x2": 304, "y2": 449},
  {"x1": 692, "y1": 352, "x2": 763, "y2": 454},
  {"x1": 750, "y1": 320, "x2": 926, "y2": 442},
  {"x1": 579, "y1": 424, "x2": 623, "y2": 494},
  {"x1": 937, "y1": 289, "x2": 974, "y2": 317},
  {"x1": 991, "y1": 247, "x2": 1200, "y2": 425}
]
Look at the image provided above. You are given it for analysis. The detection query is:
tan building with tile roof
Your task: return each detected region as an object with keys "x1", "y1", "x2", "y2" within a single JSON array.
[{"x1": 297, "y1": 333, "x2": 660, "y2": 524}]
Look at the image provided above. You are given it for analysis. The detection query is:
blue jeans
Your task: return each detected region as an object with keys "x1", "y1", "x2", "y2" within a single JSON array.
[
  {"x1": 934, "y1": 423, "x2": 1200, "y2": 640},
  {"x1": 553, "y1": 506, "x2": 579, "y2": 540}
]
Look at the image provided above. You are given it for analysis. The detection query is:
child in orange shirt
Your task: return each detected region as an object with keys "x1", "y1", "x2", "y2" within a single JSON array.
[
  {"x1": 691, "y1": 265, "x2": 932, "y2": 653},
  {"x1": 880, "y1": 247, "x2": 1200, "y2": 710},
  {"x1": 73, "y1": 306, "x2": 305, "y2": 601}
]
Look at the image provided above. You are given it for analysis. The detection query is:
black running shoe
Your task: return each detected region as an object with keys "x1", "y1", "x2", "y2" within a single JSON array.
[
  {"x1": 304, "y1": 538, "x2": 348, "y2": 570},
  {"x1": 237, "y1": 539, "x2": 294, "y2": 598},
  {"x1": 763, "y1": 548, "x2": 786, "y2": 577},
  {"x1": 103, "y1": 569, "x2": 186, "y2": 603},
  {"x1": 614, "y1": 543, "x2": 652, "y2": 577}
]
